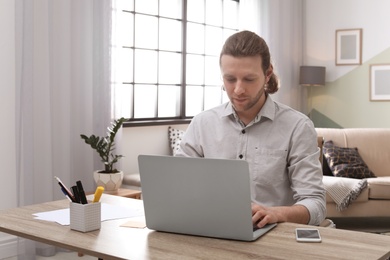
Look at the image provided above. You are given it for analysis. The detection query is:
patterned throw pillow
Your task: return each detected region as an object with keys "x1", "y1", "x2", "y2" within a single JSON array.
[
  {"x1": 323, "y1": 140, "x2": 376, "y2": 179},
  {"x1": 168, "y1": 127, "x2": 185, "y2": 155}
]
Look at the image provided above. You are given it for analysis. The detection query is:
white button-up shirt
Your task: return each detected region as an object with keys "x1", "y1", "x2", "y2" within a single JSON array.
[{"x1": 176, "y1": 95, "x2": 326, "y2": 225}]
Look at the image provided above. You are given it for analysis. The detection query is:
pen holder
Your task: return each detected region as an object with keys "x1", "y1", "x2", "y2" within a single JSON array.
[{"x1": 70, "y1": 202, "x2": 101, "y2": 232}]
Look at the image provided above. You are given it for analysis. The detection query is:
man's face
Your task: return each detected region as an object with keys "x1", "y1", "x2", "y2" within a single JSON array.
[{"x1": 220, "y1": 55, "x2": 270, "y2": 116}]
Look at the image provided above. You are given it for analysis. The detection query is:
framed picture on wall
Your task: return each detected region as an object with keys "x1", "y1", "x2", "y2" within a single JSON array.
[
  {"x1": 335, "y1": 28, "x2": 362, "y2": 65},
  {"x1": 370, "y1": 64, "x2": 390, "y2": 101}
]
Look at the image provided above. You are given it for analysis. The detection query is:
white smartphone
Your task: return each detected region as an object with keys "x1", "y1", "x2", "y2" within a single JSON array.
[{"x1": 295, "y1": 228, "x2": 322, "y2": 242}]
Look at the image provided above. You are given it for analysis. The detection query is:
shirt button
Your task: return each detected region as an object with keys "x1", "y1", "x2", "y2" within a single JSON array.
[
  {"x1": 242, "y1": 129, "x2": 246, "y2": 134},
  {"x1": 239, "y1": 154, "x2": 243, "y2": 159}
]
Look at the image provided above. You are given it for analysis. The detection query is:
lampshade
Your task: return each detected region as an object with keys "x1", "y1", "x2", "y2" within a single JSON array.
[{"x1": 299, "y1": 66, "x2": 326, "y2": 86}]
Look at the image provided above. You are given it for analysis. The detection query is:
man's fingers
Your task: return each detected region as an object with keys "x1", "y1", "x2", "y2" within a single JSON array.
[
  {"x1": 252, "y1": 211, "x2": 263, "y2": 225},
  {"x1": 256, "y1": 215, "x2": 270, "y2": 228}
]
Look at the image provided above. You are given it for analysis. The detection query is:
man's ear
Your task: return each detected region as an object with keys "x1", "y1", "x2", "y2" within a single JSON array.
[
  {"x1": 221, "y1": 85, "x2": 226, "y2": 91},
  {"x1": 266, "y1": 65, "x2": 273, "y2": 81}
]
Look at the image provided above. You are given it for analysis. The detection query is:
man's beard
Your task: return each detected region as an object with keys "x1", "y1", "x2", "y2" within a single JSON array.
[{"x1": 231, "y1": 86, "x2": 265, "y2": 112}]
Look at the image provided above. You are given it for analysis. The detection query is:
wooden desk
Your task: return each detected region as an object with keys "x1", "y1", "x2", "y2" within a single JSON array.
[{"x1": 0, "y1": 194, "x2": 390, "y2": 260}]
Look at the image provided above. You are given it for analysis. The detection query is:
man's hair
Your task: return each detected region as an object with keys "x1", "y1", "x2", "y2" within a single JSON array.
[{"x1": 219, "y1": 30, "x2": 279, "y2": 94}]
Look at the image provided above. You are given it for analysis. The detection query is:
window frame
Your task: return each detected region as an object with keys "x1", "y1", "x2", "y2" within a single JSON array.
[{"x1": 117, "y1": 0, "x2": 239, "y2": 127}]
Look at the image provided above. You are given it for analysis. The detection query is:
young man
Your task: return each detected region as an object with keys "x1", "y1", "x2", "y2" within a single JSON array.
[{"x1": 176, "y1": 30, "x2": 326, "y2": 228}]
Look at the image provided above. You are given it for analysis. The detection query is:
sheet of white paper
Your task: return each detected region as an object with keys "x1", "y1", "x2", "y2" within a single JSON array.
[
  {"x1": 33, "y1": 208, "x2": 69, "y2": 224},
  {"x1": 33, "y1": 203, "x2": 144, "y2": 226}
]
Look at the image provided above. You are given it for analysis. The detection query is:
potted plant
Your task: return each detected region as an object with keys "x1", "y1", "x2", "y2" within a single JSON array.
[{"x1": 80, "y1": 117, "x2": 127, "y2": 192}]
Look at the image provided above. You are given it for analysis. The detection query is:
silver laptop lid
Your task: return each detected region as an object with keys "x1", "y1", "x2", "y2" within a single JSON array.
[{"x1": 138, "y1": 155, "x2": 276, "y2": 241}]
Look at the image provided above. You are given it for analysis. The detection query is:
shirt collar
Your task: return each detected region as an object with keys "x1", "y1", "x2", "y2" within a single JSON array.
[
  {"x1": 221, "y1": 95, "x2": 276, "y2": 124},
  {"x1": 257, "y1": 94, "x2": 275, "y2": 122}
]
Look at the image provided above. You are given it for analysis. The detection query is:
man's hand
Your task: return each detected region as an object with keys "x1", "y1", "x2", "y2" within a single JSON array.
[
  {"x1": 251, "y1": 203, "x2": 279, "y2": 228},
  {"x1": 251, "y1": 203, "x2": 310, "y2": 228}
]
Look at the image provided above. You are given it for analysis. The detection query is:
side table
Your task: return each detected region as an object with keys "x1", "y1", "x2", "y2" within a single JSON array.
[
  {"x1": 105, "y1": 188, "x2": 142, "y2": 199},
  {"x1": 87, "y1": 188, "x2": 142, "y2": 200}
]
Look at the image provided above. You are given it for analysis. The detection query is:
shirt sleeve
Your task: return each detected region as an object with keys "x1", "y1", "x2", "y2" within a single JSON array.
[
  {"x1": 288, "y1": 119, "x2": 327, "y2": 225},
  {"x1": 175, "y1": 117, "x2": 203, "y2": 158}
]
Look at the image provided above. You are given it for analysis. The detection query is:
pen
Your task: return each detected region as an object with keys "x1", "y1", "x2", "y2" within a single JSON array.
[
  {"x1": 93, "y1": 186, "x2": 104, "y2": 203},
  {"x1": 54, "y1": 176, "x2": 76, "y2": 202},
  {"x1": 71, "y1": 185, "x2": 81, "y2": 204},
  {"x1": 61, "y1": 187, "x2": 72, "y2": 202},
  {"x1": 76, "y1": 180, "x2": 88, "y2": 204}
]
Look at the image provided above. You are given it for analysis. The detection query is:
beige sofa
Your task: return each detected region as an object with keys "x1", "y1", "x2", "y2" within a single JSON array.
[{"x1": 316, "y1": 128, "x2": 390, "y2": 218}]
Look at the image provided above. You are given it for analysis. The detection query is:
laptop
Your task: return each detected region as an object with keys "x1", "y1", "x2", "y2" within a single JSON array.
[{"x1": 138, "y1": 155, "x2": 277, "y2": 241}]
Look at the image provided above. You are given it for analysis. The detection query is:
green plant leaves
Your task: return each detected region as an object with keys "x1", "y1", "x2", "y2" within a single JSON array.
[{"x1": 80, "y1": 117, "x2": 127, "y2": 173}]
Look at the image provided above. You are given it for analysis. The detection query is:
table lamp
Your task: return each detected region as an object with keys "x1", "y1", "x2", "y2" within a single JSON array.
[
  {"x1": 299, "y1": 66, "x2": 326, "y2": 119},
  {"x1": 299, "y1": 66, "x2": 326, "y2": 86}
]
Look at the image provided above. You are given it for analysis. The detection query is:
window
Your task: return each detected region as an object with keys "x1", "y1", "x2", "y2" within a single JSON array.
[{"x1": 113, "y1": 0, "x2": 239, "y2": 125}]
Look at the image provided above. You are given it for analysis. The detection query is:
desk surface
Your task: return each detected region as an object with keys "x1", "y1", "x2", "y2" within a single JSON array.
[{"x1": 1, "y1": 194, "x2": 390, "y2": 260}]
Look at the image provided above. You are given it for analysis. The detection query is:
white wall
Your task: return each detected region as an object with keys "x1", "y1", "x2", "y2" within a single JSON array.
[
  {"x1": 121, "y1": 124, "x2": 188, "y2": 174},
  {"x1": 305, "y1": 0, "x2": 390, "y2": 81},
  {"x1": 305, "y1": 0, "x2": 390, "y2": 128},
  {"x1": 0, "y1": 0, "x2": 18, "y2": 258}
]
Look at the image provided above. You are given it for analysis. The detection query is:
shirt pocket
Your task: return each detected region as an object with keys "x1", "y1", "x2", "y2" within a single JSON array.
[{"x1": 251, "y1": 148, "x2": 288, "y2": 185}]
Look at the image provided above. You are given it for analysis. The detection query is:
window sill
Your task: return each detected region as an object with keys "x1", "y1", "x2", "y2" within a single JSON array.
[{"x1": 123, "y1": 118, "x2": 191, "y2": 127}]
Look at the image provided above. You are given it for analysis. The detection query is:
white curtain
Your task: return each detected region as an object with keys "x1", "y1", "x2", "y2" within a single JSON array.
[
  {"x1": 240, "y1": 0, "x2": 305, "y2": 112},
  {"x1": 15, "y1": 0, "x2": 112, "y2": 258}
]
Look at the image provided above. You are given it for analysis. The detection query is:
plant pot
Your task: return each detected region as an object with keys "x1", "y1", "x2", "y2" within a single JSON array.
[{"x1": 93, "y1": 170, "x2": 124, "y2": 193}]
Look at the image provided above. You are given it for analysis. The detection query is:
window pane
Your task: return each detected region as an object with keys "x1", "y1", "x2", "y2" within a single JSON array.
[
  {"x1": 187, "y1": 0, "x2": 204, "y2": 23},
  {"x1": 206, "y1": 0, "x2": 222, "y2": 26},
  {"x1": 205, "y1": 26, "x2": 223, "y2": 56},
  {"x1": 158, "y1": 85, "x2": 181, "y2": 117},
  {"x1": 187, "y1": 23, "x2": 204, "y2": 54},
  {"x1": 223, "y1": 28, "x2": 237, "y2": 42},
  {"x1": 119, "y1": 0, "x2": 134, "y2": 11},
  {"x1": 113, "y1": 83, "x2": 133, "y2": 118},
  {"x1": 204, "y1": 56, "x2": 220, "y2": 86},
  {"x1": 160, "y1": 0, "x2": 182, "y2": 19},
  {"x1": 119, "y1": 12, "x2": 134, "y2": 47},
  {"x1": 223, "y1": 0, "x2": 238, "y2": 28},
  {"x1": 159, "y1": 51, "x2": 181, "y2": 84},
  {"x1": 135, "y1": 49, "x2": 157, "y2": 83},
  {"x1": 159, "y1": 18, "x2": 182, "y2": 52},
  {"x1": 135, "y1": 0, "x2": 158, "y2": 15},
  {"x1": 186, "y1": 54, "x2": 204, "y2": 85},
  {"x1": 135, "y1": 14, "x2": 158, "y2": 49},
  {"x1": 204, "y1": 85, "x2": 223, "y2": 110},
  {"x1": 119, "y1": 48, "x2": 133, "y2": 83},
  {"x1": 186, "y1": 85, "x2": 203, "y2": 116},
  {"x1": 134, "y1": 84, "x2": 157, "y2": 118}
]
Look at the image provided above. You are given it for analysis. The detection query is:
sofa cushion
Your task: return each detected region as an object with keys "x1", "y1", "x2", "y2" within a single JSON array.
[
  {"x1": 316, "y1": 128, "x2": 390, "y2": 178},
  {"x1": 367, "y1": 177, "x2": 390, "y2": 199},
  {"x1": 168, "y1": 127, "x2": 185, "y2": 155},
  {"x1": 323, "y1": 140, "x2": 376, "y2": 179},
  {"x1": 322, "y1": 156, "x2": 333, "y2": 176}
]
